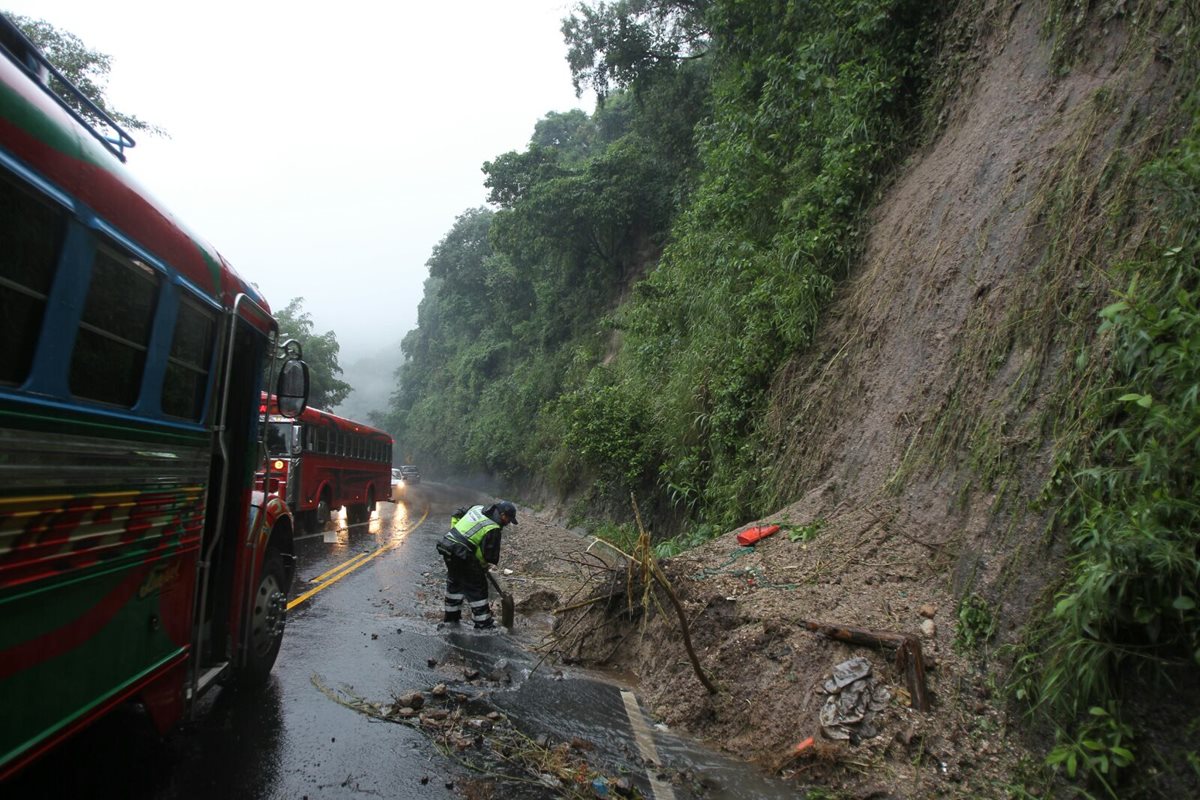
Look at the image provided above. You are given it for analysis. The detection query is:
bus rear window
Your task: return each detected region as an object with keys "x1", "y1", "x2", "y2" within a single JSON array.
[
  {"x1": 162, "y1": 295, "x2": 217, "y2": 420},
  {"x1": 0, "y1": 175, "x2": 66, "y2": 385},
  {"x1": 70, "y1": 245, "x2": 160, "y2": 407}
]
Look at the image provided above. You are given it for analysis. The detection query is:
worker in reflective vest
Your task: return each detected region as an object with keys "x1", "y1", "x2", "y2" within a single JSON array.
[{"x1": 435, "y1": 500, "x2": 518, "y2": 628}]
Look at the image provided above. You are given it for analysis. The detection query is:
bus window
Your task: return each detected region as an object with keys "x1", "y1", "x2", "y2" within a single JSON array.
[
  {"x1": 70, "y1": 244, "x2": 160, "y2": 407},
  {"x1": 162, "y1": 294, "x2": 217, "y2": 420},
  {"x1": 0, "y1": 175, "x2": 67, "y2": 385}
]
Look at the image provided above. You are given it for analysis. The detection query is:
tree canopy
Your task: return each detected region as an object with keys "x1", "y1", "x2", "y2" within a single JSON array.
[
  {"x1": 272, "y1": 298, "x2": 351, "y2": 410},
  {"x1": 561, "y1": 0, "x2": 711, "y2": 99},
  {"x1": 386, "y1": 0, "x2": 936, "y2": 528},
  {"x1": 8, "y1": 14, "x2": 165, "y2": 137}
]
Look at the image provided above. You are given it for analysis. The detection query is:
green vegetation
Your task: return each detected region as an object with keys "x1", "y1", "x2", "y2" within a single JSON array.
[
  {"x1": 384, "y1": 0, "x2": 942, "y2": 530},
  {"x1": 1044, "y1": 705, "x2": 1136, "y2": 796},
  {"x1": 786, "y1": 519, "x2": 826, "y2": 543},
  {"x1": 955, "y1": 593, "x2": 996, "y2": 652},
  {"x1": 1013, "y1": 10, "x2": 1200, "y2": 791},
  {"x1": 272, "y1": 298, "x2": 352, "y2": 409},
  {"x1": 10, "y1": 14, "x2": 165, "y2": 137}
]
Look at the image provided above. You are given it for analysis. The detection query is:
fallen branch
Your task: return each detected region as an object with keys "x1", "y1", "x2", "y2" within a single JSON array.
[
  {"x1": 650, "y1": 561, "x2": 720, "y2": 695},
  {"x1": 800, "y1": 620, "x2": 930, "y2": 711},
  {"x1": 553, "y1": 592, "x2": 624, "y2": 615},
  {"x1": 632, "y1": 495, "x2": 719, "y2": 696}
]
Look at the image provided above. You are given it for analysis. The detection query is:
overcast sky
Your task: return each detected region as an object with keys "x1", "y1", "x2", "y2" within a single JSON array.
[{"x1": 4, "y1": 1, "x2": 590, "y2": 360}]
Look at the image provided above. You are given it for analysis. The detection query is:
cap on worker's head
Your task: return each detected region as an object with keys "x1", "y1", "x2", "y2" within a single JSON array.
[{"x1": 495, "y1": 500, "x2": 518, "y2": 525}]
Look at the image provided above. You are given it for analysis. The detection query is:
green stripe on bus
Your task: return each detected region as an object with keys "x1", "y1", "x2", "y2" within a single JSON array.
[{"x1": 0, "y1": 80, "x2": 80, "y2": 161}]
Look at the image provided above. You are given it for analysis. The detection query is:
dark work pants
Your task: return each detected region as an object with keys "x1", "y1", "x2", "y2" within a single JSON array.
[{"x1": 442, "y1": 555, "x2": 493, "y2": 628}]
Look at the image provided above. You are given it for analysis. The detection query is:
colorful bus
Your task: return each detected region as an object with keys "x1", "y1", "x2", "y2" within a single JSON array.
[
  {"x1": 263, "y1": 397, "x2": 394, "y2": 531},
  {"x1": 0, "y1": 17, "x2": 309, "y2": 778}
]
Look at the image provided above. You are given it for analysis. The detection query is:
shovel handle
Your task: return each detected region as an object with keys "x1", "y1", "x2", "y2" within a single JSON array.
[{"x1": 485, "y1": 569, "x2": 506, "y2": 595}]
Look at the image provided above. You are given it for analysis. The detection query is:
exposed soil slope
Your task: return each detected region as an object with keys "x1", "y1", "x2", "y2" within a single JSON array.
[{"x1": 497, "y1": 2, "x2": 1198, "y2": 798}]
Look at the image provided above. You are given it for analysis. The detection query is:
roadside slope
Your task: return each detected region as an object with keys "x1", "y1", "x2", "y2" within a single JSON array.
[{"x1": 520, "y1": 2, "x2": 1197, "y2": 797}]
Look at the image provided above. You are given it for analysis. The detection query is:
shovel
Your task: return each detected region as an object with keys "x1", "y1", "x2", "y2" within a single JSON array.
[{"x1": 486, "y1": 570, "x2": 515, "y2": 630}]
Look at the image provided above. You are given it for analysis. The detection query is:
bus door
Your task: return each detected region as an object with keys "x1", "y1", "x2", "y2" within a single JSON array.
[{"x1": 189, "y1": 301, "x2": 275, "y2": 699}]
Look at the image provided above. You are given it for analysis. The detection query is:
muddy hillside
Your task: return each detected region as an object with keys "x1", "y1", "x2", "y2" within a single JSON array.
[{"x1": 507, "y1": 2, "x2": 1200, "y2": 798}]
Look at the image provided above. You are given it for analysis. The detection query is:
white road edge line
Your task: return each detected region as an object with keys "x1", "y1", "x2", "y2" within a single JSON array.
[{"x1": 620, "y1": 689, "x2": 677, "y2": 800}]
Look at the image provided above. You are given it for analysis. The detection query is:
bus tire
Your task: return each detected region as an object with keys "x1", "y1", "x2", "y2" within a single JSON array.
[
  {"x1": 316, "y1": 495, "x2": 331, "y2": 526},
  {"x1": 238, "y1": 548, "x2": 287, "y2": 685}
]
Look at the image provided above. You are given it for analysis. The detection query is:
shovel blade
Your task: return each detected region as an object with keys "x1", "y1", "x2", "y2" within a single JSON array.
[{"x1": 500, "y1": 594, "x2": 515, "y2": 629}]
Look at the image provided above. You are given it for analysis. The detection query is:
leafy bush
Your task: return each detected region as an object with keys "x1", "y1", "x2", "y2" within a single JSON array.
[{"x1": 1045, "y1": 706, "x2": 1136, "y2": 797}]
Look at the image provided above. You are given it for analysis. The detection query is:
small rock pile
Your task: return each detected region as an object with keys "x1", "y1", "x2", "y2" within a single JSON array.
[{"x1": 818, "y1": 656, "x2": 891, "y2": 741}]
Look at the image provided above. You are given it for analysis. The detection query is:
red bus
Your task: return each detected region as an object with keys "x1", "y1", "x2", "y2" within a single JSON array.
[
  {"x1": 0, "y1": 18, "x2": 308, "y2": 778},
  {"x1": 263, "y1": 397, "x2": 394, "y2": 532}
]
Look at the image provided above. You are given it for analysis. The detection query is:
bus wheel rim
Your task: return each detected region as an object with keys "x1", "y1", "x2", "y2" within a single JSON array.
[{"x1": 253, "y1": 572, "x2": 286, "y2": 652}]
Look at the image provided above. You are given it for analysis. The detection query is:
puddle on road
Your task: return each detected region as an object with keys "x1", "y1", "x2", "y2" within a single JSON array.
[
  {"x1": 433, "y1": 626, "x2": 799, "y2": 800},
  {"x1": 313, "y1": 622, "x2": 799, "y2": 798}
]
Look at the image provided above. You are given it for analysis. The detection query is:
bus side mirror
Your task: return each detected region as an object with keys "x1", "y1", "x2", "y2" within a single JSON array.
[{"x1": 276, "y1": 358, "x2": 309, "y2": 418}]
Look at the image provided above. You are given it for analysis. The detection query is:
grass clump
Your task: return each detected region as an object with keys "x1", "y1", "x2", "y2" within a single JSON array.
[{"x1": 955, "y1": 593, "x2": 997, "y2": 652}]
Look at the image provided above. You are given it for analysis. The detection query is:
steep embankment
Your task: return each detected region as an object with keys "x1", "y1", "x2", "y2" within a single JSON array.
[{"x1": 552, "y1": 2, "x2": 1196, "y2": 797}]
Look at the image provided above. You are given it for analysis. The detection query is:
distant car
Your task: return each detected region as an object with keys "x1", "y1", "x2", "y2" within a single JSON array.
[{"x1": 390, "y1": 466, "x2": 420, "y2": 495}]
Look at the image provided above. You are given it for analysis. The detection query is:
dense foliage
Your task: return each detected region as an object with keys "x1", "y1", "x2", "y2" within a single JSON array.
[
  {"x1": 385, "y1": 0, "x2": 940, "y2": 527},
  {"x1": 272, "y1": 298, "x2": 352, "y2": 410}
]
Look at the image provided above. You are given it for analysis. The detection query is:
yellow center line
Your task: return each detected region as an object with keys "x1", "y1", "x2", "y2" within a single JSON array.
[
  {"x1": 307, "y1": 551, "x2": 371, "y2": 584},
  {"x1": 286, "y1": 505, "x2": 430, "y2": 611}
]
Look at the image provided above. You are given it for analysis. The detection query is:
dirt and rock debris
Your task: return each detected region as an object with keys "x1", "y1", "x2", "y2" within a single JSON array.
[
  {"x1": 488, "y1": 503, "x2": 1028, "y2": 799},
  {"x1": 312, "y1": 653, "x2": 649, "y2": 800}
]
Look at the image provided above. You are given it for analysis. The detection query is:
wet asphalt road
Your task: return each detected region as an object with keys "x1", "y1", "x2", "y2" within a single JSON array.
[{"x1": 6, "y1": 484, "x2": 796, "y2": 799}]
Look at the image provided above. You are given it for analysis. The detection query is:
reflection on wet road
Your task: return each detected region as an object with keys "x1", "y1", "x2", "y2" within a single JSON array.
[
  {"x1": 6, "y1": 485, "x2": 797, "y2": 799},
  {"x1": 287, "y1": 502, "x2": 427, "y2": 611}
]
